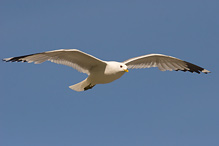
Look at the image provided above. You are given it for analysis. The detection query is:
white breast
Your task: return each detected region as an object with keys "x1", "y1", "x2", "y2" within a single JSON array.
[{"x1": 88, "y1": 61, "x2": 126, "y2": 84}]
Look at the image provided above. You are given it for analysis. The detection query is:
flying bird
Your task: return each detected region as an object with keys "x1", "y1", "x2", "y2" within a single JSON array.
[{"x1": 3, "y1": 49, "x2": 210, "y2": 91}]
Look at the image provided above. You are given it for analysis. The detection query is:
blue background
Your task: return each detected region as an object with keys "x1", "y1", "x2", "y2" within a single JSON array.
[{"x1": 1, "y1": 0, "x2": 218, "y2": 146}]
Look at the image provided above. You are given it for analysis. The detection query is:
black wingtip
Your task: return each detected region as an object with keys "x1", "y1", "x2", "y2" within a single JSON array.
[
  {"x1": 183, "y1": 61, "x2": 210, "y2": 74},
  {"x1": 2, "y1": 58, "x2": 10, "y2": 62},
  {"x1": 2, "y1": 54, "x2": 33, "y2": 63}
]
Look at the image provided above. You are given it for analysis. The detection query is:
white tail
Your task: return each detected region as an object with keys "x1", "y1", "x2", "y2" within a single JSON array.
[
  {"x1": 69, "y1": 78, "x2": 96, "y2": 92},
  {"x1": 69, "y1": 79, "x2": 90, "y2": 92}
]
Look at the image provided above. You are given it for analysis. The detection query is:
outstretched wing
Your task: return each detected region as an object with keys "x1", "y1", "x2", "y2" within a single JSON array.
[
  {"x1": 123, "y1": 54, "x2": 210, "y2": 74},
  {"x1": 3, "y1": 49, "x2": 107, "y2": 75}
]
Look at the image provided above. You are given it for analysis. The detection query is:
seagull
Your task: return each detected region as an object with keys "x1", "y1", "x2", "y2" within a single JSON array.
[{"x1": 3, "y1": 49, "x2": 210, "y2": 91}]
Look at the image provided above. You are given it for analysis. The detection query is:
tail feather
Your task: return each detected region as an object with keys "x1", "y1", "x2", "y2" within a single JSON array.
[
  {"x1": 69, "y1": 79, "x2": 95, "y2": 92},
  {"x1": 69, "y1": 79, "x2": 88, "y2": 92}
]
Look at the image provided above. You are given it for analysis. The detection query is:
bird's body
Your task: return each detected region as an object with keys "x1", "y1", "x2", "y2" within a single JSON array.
[
  {"x1": 3, "y1": 49, "x2": 210, "y2": 91},
  {"x1": 88, "y1": 61, "x2": 126, "y2": 84}
]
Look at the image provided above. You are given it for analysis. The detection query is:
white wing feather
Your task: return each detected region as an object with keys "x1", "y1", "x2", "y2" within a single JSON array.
[
  {"x1": 3, "y1": 49, "x2": 107, "y2": 75},
  {"x1": 123, "y1": 54, "x2": 210, "y2": 74}
]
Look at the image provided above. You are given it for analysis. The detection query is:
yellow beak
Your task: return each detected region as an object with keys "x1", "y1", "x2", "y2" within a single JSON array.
[{"x1": 124, "y1": 69, "x2": 129, "y2": 72}]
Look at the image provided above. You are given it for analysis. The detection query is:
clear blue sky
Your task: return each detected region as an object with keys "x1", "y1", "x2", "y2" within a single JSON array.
[{"x1": 1, "y1": 0, "x2": 218, "y2": 146}]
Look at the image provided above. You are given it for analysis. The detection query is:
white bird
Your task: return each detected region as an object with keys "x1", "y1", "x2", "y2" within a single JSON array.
[{"x1": 3, "y1": 49, "x2": 210, "y2": 91}]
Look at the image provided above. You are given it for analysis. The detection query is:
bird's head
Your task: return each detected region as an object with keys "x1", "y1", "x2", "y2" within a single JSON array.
[
  {"x1": 105, "y1": 62, "x2": 129, "y2": 75},
  {"x1": 119, "y1": 63, "x2": 129, "y2": 73}
]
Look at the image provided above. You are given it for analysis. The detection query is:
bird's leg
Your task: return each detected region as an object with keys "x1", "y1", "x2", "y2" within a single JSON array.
[{"x1": 84, "y1": 84, "x2": 96, "y2": 91}]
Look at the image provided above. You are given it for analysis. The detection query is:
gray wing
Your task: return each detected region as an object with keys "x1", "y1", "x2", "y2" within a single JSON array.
[
  {"x1": 123, "y1": 54, "x2": 210, "y2": 74},
  {"x1": 3, "y1": 49, "x2": 107, "y2": 75}
]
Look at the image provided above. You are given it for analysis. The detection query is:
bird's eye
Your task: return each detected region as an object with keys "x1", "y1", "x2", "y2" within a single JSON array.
[{"x1": 120, "y1": 65, "x2": 123, "y2": 68}]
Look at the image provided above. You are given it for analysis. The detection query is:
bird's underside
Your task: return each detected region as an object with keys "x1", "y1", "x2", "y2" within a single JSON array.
[{"x1": 3, "y1": 49, "x2": 210, "y2": 91}]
